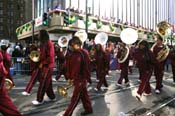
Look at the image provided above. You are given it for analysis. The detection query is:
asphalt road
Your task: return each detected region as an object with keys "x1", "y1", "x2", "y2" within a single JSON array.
[{"x1": 2, "y1": 67, "x2": 175, "y2": 116}]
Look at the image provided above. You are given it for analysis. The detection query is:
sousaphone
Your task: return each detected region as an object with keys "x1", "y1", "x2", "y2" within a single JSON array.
[
  {"x1": 94, "y1": 32, "x2": 108, "y2": 45},
  {"x1": 151, "y1": 21, "x2": 171, "y2": 62},
  {"x1": 74, "y1": 30, "x2": 87, "y2": 43},
  {"x1": 58, "y1": 36, "x2": 69, "y2": 48},
  {"x1": 118, "y1": 28, "x2": 138, "y2": 63}
]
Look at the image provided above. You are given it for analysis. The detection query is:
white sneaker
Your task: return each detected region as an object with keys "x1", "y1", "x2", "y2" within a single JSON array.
[
  {"x1": 21, "y1": 91, "x2": 30, "y2": 96},
  {"x1": 125, "y1": 82, "x2": 130, "y2": 86},
  {"x1": 143, "y1": 93, "x2": 152, "y2": 96},
  {"x1": 94, "y1": 88, "x2": 99, "y2": 92},
  {"x1": 136, "y1": 94, "x2": 141, "y2": 101},
  {"x1": 44, "y1": 98, "x2": 56, "y2": 102},
  {"x1": 32, "y1": 100, "x2": 44, "y2": 105},
  {"x1": 155, "y1": 89, "x2": 160, "y2": 94}
]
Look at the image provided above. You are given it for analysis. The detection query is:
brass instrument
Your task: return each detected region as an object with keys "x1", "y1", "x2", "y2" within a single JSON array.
[
  {"x1": 57, "y1": 80, "x2": 73, "y2": 97},
  {"x1": 28, "y1": 50, "x2": 40, "y2": 62},
  {"x1": 151, "y1": 21, "x2": 171, "y2": 62},
  {"x1": 74, "y1": 30, "x2": 87, "y2": 43},
  {"x1": 120, "y1": 28, "x2": 138, "y2": 44},
  {"x1": 94, "y1": 32, "x2": 108, "y2": 45},
  {"x1": 118, "y1": 46, "x2": 129, "y2": 63},
  {"x1": 156, "y1": 45, "x2": 169, "y2": 62},
  {"x1": 5, "y1": 78, "x2": 13, "y2": 90},
  {"x1": 157, "y1": 21, "x2": 172, "y2": 37},
  {"x1": 58, "y1": 36, "x2": 69, "y2": 48}
]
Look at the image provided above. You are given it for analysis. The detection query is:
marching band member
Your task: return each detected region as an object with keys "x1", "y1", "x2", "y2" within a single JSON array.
[
  {"x1": 116, "y1": 42, "x2": 130, "y2": 86},
  {"x1": 94, "y1": 44, "x2": 109, "y2": 91},
  {"x1": 32, "y1": 29, "x2": 56, "y2": 105},
  {"x1": 169, "y1": 46, "x2": 175, "y2": 84},
  {"x1": 134, "y1": 40, "x2": 156, "y2": 100},
  {"x1": 22, "y1": 44, "x2": 40, "y2": 95},
  {"x1": 0, "y1": 51, "x2": 23, "y2": 116},
  {"x1": 152, "y1": 35, "x2": 168, "y2": 94},
  {"x1": 55, "y1": 46, "x2": 67, "y2": 80},
  {"x1": 0, "y1": 41, "x2": 15, "y2": 86},
  {"x1": 63, "y1": 36, "x2": 93, "y2": 116}
]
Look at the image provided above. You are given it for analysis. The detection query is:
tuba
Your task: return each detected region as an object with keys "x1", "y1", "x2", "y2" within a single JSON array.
[
  {"x1": 74, "y1": 30, "x2": 87, "y2": 43},
  {"x1": 28, "y1": 50, "x2": 40, "y2": 62},
  {"x1": 57, "y1": 80, "x2": 73, "y2": 97},
  {"x1": 5, "y1": 78, "x2": 13, "y2": 90},
  {"x1": 94, "y1": 32, "x2": 108, "y2": 45},
  {"x1": 151, "y1": 43, "x2": 170, "y2": 62},
  {"x1": 151, "y1": 21, "x2": 171, "y2": 62},
  {"x1": 58, "y1": 36, "x2": 69, "y2": 48}
]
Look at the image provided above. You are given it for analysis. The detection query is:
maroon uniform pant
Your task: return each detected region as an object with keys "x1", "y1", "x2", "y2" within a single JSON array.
[
  {"x1": 96, "y1": 70, "x2": 108, "y2": 90},
  {"x1": 137, "y1": 70, "x2": 152, "y2": 95},
  {"x1": 0, "y1": 89, "x2": 22, "y2": 116},
  {"x1": 37, "y1": 67, "x2": 55, "y2": 102},
  {"x1": 63, "y1": 81, "x2": 92, "y2": 116},
  {"x1": 118, "y1": 66, "x2": 129, "y2": 84},
  {"x1": 24, "y1": 69, "x2": 40, "y2": 93},
  {"x1": 154, "y1": 65, "x2": 164, "y2": 90}
]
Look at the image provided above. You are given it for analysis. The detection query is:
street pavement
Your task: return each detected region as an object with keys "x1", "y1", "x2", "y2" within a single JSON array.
[{"x1": 2, "y1": 67, "x2": 175, "y2": 116}]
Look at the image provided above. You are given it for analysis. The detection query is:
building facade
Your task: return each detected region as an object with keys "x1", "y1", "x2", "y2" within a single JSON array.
[
  {"x1": 35, "y1": 0, "x2": 175, "y2": 31},
  {"x1": 0, "y1": 0, "x2": 25, "y2": 41}
]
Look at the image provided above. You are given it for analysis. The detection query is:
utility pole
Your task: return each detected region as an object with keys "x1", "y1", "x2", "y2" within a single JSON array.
[{"x1": 32, "y1": 0, "x2": 35, "y2": 42}]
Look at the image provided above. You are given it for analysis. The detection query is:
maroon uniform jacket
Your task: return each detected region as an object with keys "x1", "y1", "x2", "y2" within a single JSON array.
[
  {"x1": 40, "y1": 40, "x2": 55, "y2": 68},
  {"x1": 66, "y1": 49, "x2": 91, "y2": 85},
  {"x1": 134, "y1": 49, "x2": 156, "y2": 72}
]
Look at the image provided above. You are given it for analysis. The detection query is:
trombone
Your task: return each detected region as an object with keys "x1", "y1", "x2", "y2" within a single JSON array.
[{"x1": 57, "y1": 80, "x2": 73, "y2": 97}]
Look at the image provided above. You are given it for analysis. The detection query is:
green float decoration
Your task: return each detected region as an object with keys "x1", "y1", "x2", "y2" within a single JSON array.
[
  {"x1": 83, "y1": 17, "x2": 93, "y2": 27},
  {"x1": 69, "y1": 15, "x2": 78, "y2": 24},
  {"x1": 109, "y1": 22, "x2": 115, "y2": 32},
  {"x1": 96, "y1": 20, "x2": 103, "y2": 29}
]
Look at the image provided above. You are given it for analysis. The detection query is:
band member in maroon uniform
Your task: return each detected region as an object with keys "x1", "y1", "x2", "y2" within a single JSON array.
[
  {"x1": 55, "y1": 46, "x2": 67, "y2": 80},
  {"x1": 32, "y1": 29, "x2": 56, "y2": 105},
  {"x1": 152, "y1": 35, "x2": 167, "y2": 94},
  {"x1": 63, "y1": 36, "x2": 93, "y2": 116},
  {"x1": 169, "y1": 47, "x2": 175, "y2": 84},
  {"x1": 134, "y1": 40, "x2": 156, "y2": 100},
  {"x1": 22, "y1": 44, "x2": 40, "y2": 95},
  {"x1": 0, "y1": 42, "x2": 14, "y2": 86},
  {"x1": 94, "y1": 44, "x2": 109, "y2": 91},
  {"x1": 116, "y1": 42, "x2": 129, "y2": 86},
  {"x1": 0, "y1": 51, "x2": 23, "y2": 116}
]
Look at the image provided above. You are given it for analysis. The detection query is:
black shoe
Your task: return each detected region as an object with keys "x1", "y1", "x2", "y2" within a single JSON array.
[{"x1": 81, "y1": 110, "x2": 93, "y2": 115}]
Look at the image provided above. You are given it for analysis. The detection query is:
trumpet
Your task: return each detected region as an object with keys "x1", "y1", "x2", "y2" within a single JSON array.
[{"x1": 57, "y1": 80, "x2": 73, "y2": 97}]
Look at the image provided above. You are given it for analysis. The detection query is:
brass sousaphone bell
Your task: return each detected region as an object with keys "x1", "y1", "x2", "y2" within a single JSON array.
[
  {"x1": 58, "y1": 36, "x2": 69, "y2": 48},
  {"x1": 94, "y1": 32, "x2": 108, "y2": 46},
  {"x1": 74, "y1": 30, "x2": 87, "y2": 43}
]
